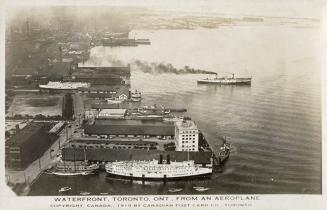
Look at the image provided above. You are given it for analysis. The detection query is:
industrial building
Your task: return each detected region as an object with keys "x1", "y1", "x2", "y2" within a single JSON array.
[
  {"x1": 67, "y1": 139, "x2": 158, "y2": 150},
  {"x1": 85, "y1": 109, "x2": 127, "y2": 119},
  {"x1": 65, "y1": 66, "x2": 131, "y2": 86},
  {"x1": 83, "y1": 119, "x2": 175, "y2": 139},
  {"x1": 5, "y1": 122, "x2": 59, "y2": 169}
]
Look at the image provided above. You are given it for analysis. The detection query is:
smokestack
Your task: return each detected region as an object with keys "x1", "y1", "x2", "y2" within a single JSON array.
[
  {"x1": 159, "y1": 154, "x2": 163, "y2": 164},
  {"x1": 167, "y1": 154, "x2": 170, "y2": 164},
  {"x1": 128, "y1": 90, "x2": 131, "y2": 99},
  {"x1": 58, "y1": 46, "x2": 62, "y2": 63}
]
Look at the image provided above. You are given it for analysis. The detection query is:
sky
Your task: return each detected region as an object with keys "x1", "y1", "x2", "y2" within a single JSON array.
[{"x1": 3, "y1": 0, "x2": 326, "y2": 19}]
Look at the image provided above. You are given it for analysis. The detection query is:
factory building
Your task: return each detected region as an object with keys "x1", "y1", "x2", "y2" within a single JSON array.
[{"x1": 5, "y1": 122, "x2": 59, "y2": 169}]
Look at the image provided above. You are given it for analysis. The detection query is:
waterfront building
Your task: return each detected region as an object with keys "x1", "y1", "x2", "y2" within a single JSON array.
[
  {"x1": 84, "y1": 109, "x2": 127, "y2": 119},
  {"x1": 83, "y1": 119, "x2": 175, "y2": 140},
  {"x1": 175, "y1": 118, "x2": 199, "y2": 152},
  {"x1": 62, "y1": 148, "x2": 212, "y2": 168},
  {"x1": 67, "y1": 139, "x2": 158, "y2": 150},
  {"x1": 5, "y1": 122, "x2": 59, "y2": 169}
]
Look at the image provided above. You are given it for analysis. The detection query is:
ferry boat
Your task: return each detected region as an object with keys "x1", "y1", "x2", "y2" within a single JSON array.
[
  {"x1": 39, "y1": 81, "x2": 90, "y2": 90},
  {"x1": 47, "y1": 160, "x2": 99, "y2": 176},
  {"x1": 197, "y1": 73, "x2": 251, "y2": 85},
  {"x1": 105, "y1": 159, "x2": 212, "y2": 181}
]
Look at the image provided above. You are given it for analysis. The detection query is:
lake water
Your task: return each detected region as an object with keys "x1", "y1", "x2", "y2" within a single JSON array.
[{"x1": 29, "y1": 23, "x2": 321, "y2": 195}]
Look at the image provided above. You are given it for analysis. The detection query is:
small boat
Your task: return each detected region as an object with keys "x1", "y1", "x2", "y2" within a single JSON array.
[
  {"x1": 80, "y1": 191, "x2": 91, "y2": 195},
  {"x1": 168, "y1": 188, "x2": 183, "y2": 193},
  {"x1": 193, "y1": 186, "x2": 210, "y2": 192},
  {"x1": 100, "y1": 192, "x2": 109, "y2": 195},
  {"x1": 58, "y1": 187, "x2": 71, "y2": 192},
  {"x1": 195, "y1": 188, "x2": 210, "y2": 192}
]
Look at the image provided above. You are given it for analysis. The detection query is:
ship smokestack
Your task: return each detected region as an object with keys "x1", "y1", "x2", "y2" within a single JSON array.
[
  {"x1": 167, "y1": 154, "x2": 170, "y2": 164},
  {"x1": 159, "y1": 154, "x2": 163, "y2": 164}
]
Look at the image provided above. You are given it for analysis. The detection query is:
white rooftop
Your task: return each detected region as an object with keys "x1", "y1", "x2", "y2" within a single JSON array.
[
  {"x1": 98, "y1": 109, "x2": 127, "y2": 115},
  {"x1": 175, "y1": 120, "x2": 198, "y2": 130}
]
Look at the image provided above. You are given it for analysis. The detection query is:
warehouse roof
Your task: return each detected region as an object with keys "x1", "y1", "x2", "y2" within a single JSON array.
[
  {"x1": 84, "y1": 124, "x2": 175, "y2": 136},
  {"x1": 70, "y1": 139, "x2": 158, "y2": 145},
  {"x1": 62, "y1": 148, "x2": 212, "y2": 164},
  {"x1": 98, "y1": 109, "x2": 127, "y2": 115},
  {"x1": 6, "y1": 122, "x2": 54, "y2": 146}
]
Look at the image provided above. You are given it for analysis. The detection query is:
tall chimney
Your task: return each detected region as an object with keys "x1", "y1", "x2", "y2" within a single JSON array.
[{"x1": 159, "y1": 154, "x2": 163, "y2": 164}]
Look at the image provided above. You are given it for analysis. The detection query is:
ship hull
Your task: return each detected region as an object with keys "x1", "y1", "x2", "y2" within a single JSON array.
[
  {"x1": 197, "y1": 79, "x2": 251, "y2": 85},
  {"x1": 106, "y1": 172, "x2": 212, "y2": 181}
]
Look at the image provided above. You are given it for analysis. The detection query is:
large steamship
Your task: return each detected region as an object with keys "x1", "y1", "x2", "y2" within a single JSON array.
[{"x1": 105, "y1": 155, "x2": 212, "y2": 181}]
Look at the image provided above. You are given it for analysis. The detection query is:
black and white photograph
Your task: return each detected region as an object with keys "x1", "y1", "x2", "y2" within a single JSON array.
[{"x1": 1, "y1": 0, "x2": 326, "y2": 209}]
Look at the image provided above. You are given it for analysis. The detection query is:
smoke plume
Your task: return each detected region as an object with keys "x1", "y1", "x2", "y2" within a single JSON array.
[
  {"x1": 80, "y1": 51, "x2": 217, "y2": 75},
  {"x1": 133, "y1": 60, "x2": 217, "y2": 75}
]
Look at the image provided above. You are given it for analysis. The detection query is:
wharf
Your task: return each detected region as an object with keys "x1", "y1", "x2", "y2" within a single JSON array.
[{"x1": 199, "y1": 133, "x2": 230, "y2": 173}]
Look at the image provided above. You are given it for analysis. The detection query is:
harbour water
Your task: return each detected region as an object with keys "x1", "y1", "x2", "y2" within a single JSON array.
[{"x1": 29, "y1": 23, "x2": 321, "y2": 195}]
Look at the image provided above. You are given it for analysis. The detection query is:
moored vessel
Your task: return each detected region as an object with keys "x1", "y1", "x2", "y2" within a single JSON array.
[
  {"x1": 130, "y1": 89, "x2": 142, "y2": 102},
  {"x1": 39, "y1": 81, "x2": 90, "y2": 90},
  {"x1": 47, "y1": 149, "x2": 99, "y2": 176},
  {"x1": 47, "y1": 160, "x2": 99, "y2": 176},
  {"x1": 105, "y1": 158, "x2": 212, "y2": 181}
]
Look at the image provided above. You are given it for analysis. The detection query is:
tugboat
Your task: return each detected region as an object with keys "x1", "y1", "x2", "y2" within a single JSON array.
[
  {"x1": 218, "y1": 141, "x2": 231, "y2": 163},
  {"x1": 130, "y1": 89, "x2": 142, "y2": 102},
  {"x1": 197, "y1": 73, "x2": 252, "y2": 85}
]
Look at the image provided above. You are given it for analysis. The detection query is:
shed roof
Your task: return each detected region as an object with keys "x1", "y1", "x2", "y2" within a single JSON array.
[
  {"x1": 62, "y1": 148, "x2": 212, "y2": 164},
  {"x1": 84, "y1": 124, "x2": 175, "y2": 136}
]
